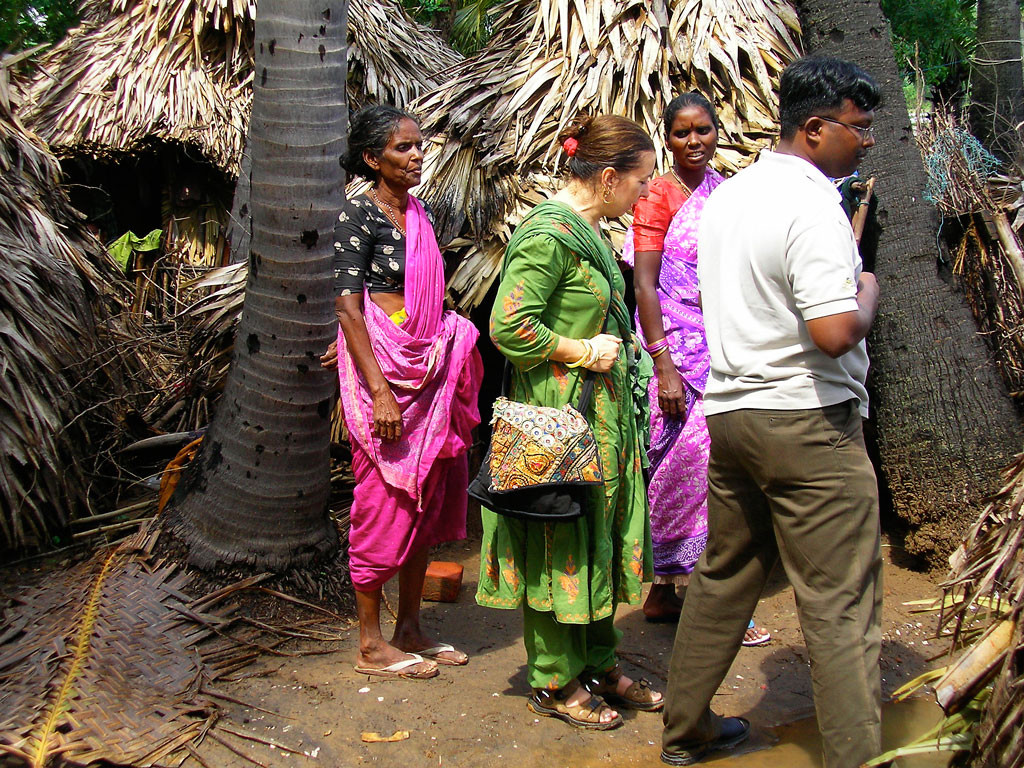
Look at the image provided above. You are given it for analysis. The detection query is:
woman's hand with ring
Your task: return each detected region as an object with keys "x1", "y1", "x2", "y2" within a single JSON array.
[
  {"x1": 371, "y1": 387, "x2": 402, "y2": 442},
  {"x1": 585, "y1": 333, "x2": 622, "y2": 373}
]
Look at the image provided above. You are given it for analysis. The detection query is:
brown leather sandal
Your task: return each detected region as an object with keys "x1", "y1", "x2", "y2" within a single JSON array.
[
  {"x1": 580, "y1": 665, "x2": 664, "y2": 712},
  {"x1": 527, "y1": 679, "x2": 623, "y2": 730}
]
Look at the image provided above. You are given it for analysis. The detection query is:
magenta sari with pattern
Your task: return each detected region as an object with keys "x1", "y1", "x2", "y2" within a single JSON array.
[
  {"x1": 336, "y1": 196, "x2": 482, "y2": 590},
  {"x1": 624, "y1": 169, "x2": 724, "y2": 578}
]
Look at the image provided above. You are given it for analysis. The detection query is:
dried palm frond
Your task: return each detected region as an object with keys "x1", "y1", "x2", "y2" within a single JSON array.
[
  {"x1": 24, "y1": 0, "x2": 254, "y2": 175},
  {"x1": 939, "y1": 454, "x2": 1023, "y2": 767},
  {"x1": 869, "y1": 455, "x2": 1024, "y2": 768},
  {"x1": 348, "y1": 0, "x2": 462, "y2": 111},
  {"x1": 0, "y1": 60, "x2": 145, "y2": 551},
  {"x1": 0, "y1": 549, "x2": 215, "y2": 766},
  {"x1": 411, "y1": 0, "x2": 802, "y2": 309},
  {"x1": 916, "y1": 107, "x2": 1024, "y2": 400},
  {"x1": 23, "y1": 0, "x2": 459, "y2": 176}
]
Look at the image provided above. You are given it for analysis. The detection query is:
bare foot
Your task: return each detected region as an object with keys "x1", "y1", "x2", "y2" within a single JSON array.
[
  {"x1": 643, "y1": 583, "x2": 683, "y2": 622},
  {"x1": 392, "y1": 629, "x2": 468, "y2": 665},
  {"x1": 357, "y1": 638, "x2": 438, "y2": 676}
]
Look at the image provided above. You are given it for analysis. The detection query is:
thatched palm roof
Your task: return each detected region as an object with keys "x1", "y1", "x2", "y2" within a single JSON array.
[
  {"x1": 0, "y1": 61, "x2": 136, "y2": 551},
  {"x1": 348, "y1": 0, "x2": 463, "y2": 111},
  {"x1": 25, "y1": 0, "x2": 252, "y2": 174},
  {"x1": 23, "y1": 0, "x2": 460, "y2": 174},
  {"x1": 412, "y1": 0, "x2": 802, "y2": 309}
]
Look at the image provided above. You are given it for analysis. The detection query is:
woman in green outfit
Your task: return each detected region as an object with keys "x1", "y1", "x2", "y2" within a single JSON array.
[{"x1": 477, "y1": 114, "x2": 662, "y2": 730}]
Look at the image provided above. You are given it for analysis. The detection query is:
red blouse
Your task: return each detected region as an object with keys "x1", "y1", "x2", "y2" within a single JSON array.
[{"x1": 631, "y1": 176, "x2": 689, "y2": 253}]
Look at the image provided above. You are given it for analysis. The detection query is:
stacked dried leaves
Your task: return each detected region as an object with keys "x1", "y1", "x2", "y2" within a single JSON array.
[
  {"x1": 411, "y1": 0, "x2": 802, "y2": 309},
  {"x1": 24, "y1": 0, "x2": 254, "y2": 175},
  {"x1": 0, "y1": 61, "x2": 145, "y2": 551},
  {"x1": 348, "y1": 0, "x2": 462, "y2": 111},
  {"x1": 941, "y1": 454, "x2": 1024, "y2": 768}
]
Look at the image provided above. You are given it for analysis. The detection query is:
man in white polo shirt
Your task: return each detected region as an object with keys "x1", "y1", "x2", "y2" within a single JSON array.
[{"x1": 661, "y1": 56, "x2": 882, "y2": 768}]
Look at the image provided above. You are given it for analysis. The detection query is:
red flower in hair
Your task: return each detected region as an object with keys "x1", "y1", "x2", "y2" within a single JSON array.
[{"x1": 563, "y1": 137, "x2": 579, "y2": 157}]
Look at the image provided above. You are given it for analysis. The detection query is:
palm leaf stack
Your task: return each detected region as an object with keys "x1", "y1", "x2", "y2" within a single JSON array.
[
  {"x1": 24, "y1": 0, "x2": 254, "y2": 178},
  {"x1": 0, "y1": 60, "x2": 144, "y2": 551},
  {"x1": 410, "y1": 0, "x2": 802, "y2": 310},
  {"x1": 871, "y1": 452, "x2": 1023, "y2": 768},
  {"x1": 348, "y1": 0, "x2": 463, "y2": 111}
]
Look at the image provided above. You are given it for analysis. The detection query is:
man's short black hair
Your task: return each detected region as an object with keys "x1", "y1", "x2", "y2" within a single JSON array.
[{"x1": 778, "y1": 56, "x2": 881, "y2": 139}]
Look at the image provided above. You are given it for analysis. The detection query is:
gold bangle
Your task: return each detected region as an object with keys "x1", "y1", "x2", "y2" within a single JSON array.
[
  {"x1": 566, "y1": 339, "x2": 592, "y2": 369},
  {"x1": 650, "y1": 346, "x2": 668, "y2": 359}
]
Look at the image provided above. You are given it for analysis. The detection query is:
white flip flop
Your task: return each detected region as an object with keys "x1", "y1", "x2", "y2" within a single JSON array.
[
  {"x1": 354, "y1": 653, "x2": 439, "y2": 679},
  {"x1": 417, "y1": 642, "x2": 469, "y2": 666}
]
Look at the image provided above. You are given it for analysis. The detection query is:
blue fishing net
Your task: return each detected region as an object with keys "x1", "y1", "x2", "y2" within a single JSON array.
[{"x1": 923, "y1": 126, "x2": 1001, "y2": 206}]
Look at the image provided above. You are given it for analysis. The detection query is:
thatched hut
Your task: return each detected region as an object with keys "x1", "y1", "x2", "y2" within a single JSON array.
[
  {"x1": 16, "y1": 0, "x2": 463, "y2": 435},
  {"x1": 411, "y1": 0, "x2": 803, "y2": 309},
  {"x1": 0, "y1": 60, "x2": 139, "y2": 551},
  {"x1": 21, "y1": 0, "x2": 461, "y2": 272}
]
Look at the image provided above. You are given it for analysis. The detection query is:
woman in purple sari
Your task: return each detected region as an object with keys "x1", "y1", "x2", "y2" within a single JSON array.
[
  {"x1": 625, "y1": 93, "x2": 769, "y2": 644},
  {"x1": 322, "y1": 106, "x2": 483, "y2": 679}
]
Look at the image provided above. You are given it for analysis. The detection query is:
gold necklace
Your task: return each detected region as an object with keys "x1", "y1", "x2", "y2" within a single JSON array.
[
  {"x1": 369, "y1": 188, "x2": 406, "y2": 236},
  {"x1": 670, "y1": 168, "x2": 696, "y2": 198}
]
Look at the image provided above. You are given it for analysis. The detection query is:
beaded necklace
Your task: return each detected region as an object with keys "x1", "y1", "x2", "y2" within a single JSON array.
[
  {"x1": 369, "y1": 188, "x2": 406, "y2": 236},
  {"x1": 670, "y1": 167, "x2": 698, "y2": 198}
]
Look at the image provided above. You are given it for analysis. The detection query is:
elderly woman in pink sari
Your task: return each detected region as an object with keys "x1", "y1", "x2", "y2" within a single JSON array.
[
  {"x1": 625, "y1": 93, "x2": 769, "y2": 645},
  {"x1": 322, "y1": 105, "x2": 482, "y2": 679}
]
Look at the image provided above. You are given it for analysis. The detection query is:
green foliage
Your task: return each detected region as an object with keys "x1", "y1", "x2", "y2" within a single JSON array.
[
  {"x1": 881, "y1": 0, "x2": 975, "y2": 95},
  {"x1": 449, "y1": 0, "x2": 500, "y2": 55},
  {"x1": 0, "y1": 0, "x2": 78, "y2": 53},
  {"x1": 400, "y1": 0, "x2": 498, "y2": 55}
]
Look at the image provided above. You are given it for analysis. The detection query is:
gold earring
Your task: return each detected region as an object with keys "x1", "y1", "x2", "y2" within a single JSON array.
[{"x1": 602, "y1": 185, "x2": 613, "y2": 204}]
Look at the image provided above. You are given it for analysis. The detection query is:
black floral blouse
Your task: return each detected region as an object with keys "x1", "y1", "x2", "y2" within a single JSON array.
[{"x1": 333, "y1": 195, "x2": 435, "y2": 296}]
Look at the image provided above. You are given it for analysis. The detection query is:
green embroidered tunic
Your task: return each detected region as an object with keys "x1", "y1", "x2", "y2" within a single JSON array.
[{"x1": 476, "y1": 200, "x2": 653, "y2": 624}]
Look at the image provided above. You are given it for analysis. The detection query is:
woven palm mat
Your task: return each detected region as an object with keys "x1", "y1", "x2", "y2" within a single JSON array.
[{"x1": 0, "y1": 532, "x2": 346, "y2": 767}]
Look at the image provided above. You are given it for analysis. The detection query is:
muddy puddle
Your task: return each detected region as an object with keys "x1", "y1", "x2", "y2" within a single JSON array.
[
  {"x1": 704, "y1": 697, "x2": 950, "y2": 767},
  {"x1": 571, "y1": 697, "x2": 950, "y2": 768}
]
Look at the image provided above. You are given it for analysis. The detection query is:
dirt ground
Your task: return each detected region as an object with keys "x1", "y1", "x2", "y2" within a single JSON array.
[{"x1": 191, "y1": 524, "x2": 953, "y2": 768}]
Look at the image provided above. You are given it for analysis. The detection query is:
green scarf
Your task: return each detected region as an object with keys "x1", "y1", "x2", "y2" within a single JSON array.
[{"x1": 505, "y1": 199, "x2": 632, "y2": 337}]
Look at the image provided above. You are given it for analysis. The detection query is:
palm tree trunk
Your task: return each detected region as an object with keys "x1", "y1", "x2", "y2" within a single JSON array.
[
  {"x1": 970, "y1": 0, "x2": 1024, "y2": 162},
  {"x1": 165, "y1": 0, "x2": 348, "y2": 571},
  {"x1": 796, "y1": 0, "x2": 1022, "y2": 567}
]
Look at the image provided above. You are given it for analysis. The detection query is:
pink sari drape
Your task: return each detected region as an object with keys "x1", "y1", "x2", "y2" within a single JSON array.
[
  {"x1": 337, "y1": 196, "x2": 482, "y2": 589},
  {"x1": 624, "y1": 170, "x2": 723, "y2": 578}
]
